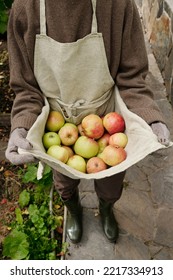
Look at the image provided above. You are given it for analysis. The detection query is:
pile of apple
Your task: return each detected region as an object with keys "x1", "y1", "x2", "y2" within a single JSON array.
[{"x1": 42, "y1": 111, "x2": 128, "y2": 173}]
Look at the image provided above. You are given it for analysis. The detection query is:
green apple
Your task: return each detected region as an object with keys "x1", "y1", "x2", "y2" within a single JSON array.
[
  {"x1": 47, "y1": 145, "x2": 69, "y2": 163},
  {"x1": 73, "y1": 135, "x2": 99, "y2": 159},
  {"x1": 66, "y1": 155, "x2": 86, "y2": 173},
  {"x1": 46, "y1": 111, "x2": 65, "y2": 132},
  {"x1": 42, "y1": 132, "x2": 61, "y2": 149}
]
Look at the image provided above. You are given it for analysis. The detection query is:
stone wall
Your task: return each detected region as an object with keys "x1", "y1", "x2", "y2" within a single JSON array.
[{"x1": 141, "y1": 0, "x2": 173, "y2": 105}]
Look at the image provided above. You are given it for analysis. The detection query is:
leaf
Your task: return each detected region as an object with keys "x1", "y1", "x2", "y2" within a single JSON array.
[
  {"x1": 0, "y1": 21, "x2": 7, "y2": 34},
  {"x1": 55, "y1": 216, "x2": 63, "y2": 227},
  {"x1": 0, "y1": 198, "x2": 7, "y2": 204},
  {"x1": 43, "y1": 164, "x2": 52, "y2": 176},
  {"x1": 4, "y1": 170, "x2": 15, "y2": 177},
  {"x1": 28, "y1": 204, "x2": 39, "y2": 217},
  {"x1": 39, "y1": 205, "x2": 49, "y2": 217},
  {"x1": 0, "y1": 10, "x2": 8, "y2": 34},
  {"x1": 56, "y1": 226, "x2": 63, "y2": 234},
  {"x1": 22, "y1": 165, "x2": 38, "y2": 183},
  {"x1": 18, "y1": 189, "x2": 30, "y2": 208},
  {"x1": 15, "y1": 208, "x2": 23, "y2": 225},
  {"x1": 61, "y1": 242, "x2": 69, "y2": 255},
  {"x1": 48, "y1": 251, "x2": 56, "y2": 260},
  {"x1": 3, "y1": 229, "x2": 29, "y2": 260}
]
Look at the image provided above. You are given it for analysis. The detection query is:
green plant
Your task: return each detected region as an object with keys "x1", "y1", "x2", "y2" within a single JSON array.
[
  {"x1": 0, "y1": 0, "x2": 13, "y2": 34},
  {"x1": 2, "y1": 163, "x2": 66, "y2": 260}
]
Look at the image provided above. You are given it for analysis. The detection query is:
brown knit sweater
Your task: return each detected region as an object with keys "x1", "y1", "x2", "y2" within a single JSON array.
[{"x1": 8, "y1": 0, "x2": 165, "y2": 132}]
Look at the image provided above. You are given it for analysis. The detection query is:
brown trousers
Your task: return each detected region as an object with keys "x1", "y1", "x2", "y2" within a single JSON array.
[{"x1": 53, "y1": 170, "x2": 125, "y2": 203}]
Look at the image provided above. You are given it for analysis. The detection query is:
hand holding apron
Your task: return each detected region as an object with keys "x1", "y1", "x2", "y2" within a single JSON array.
[{"x1": 5, "y1": 128, "x2": 37, "y2": 165}]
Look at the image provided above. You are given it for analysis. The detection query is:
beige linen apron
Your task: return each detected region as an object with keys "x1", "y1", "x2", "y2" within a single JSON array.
[
  {"x1": 20, "y1": 0, "x2": 173, "y2": 179},
  {"x1": 34, "y1": 0, "x2": 115, "y2": 124}
]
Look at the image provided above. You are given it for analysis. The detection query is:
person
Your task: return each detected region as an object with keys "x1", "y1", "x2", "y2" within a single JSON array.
[{"x1": 5, "y1": 0, "x2": 170, "y2": 244}]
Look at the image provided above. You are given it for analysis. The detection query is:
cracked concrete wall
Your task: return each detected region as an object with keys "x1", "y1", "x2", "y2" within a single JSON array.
[{"x1": 141, "y1": 0, "x2": 173, "y2": 105}]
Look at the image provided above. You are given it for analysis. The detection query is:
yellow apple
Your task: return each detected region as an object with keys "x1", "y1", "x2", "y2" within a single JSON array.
[
  {"x1": 46, "y1": 111, "x2": 65, "y2": 132},
  {"x1": 109, "y1": 132, "x2": 128, "y2": 148},
  {"x1": 59, "y1": 123, "x2": 78, "y2": 146},
  {"x1": 47, "y1": 145, "x2": 69, "y2": 163},
  {"x1": 66, "y1": 155, "x2": 86, "y2": 173}
]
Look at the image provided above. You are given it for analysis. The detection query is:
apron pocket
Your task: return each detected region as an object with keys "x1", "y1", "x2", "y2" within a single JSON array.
[{"x1": 47, "y1": 88, "x2": 115, "y2": 125}]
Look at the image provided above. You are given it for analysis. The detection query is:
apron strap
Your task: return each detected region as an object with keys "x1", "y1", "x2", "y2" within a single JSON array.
[
  {"x1": 91, "y1": 0, "x2": 98, "y2": 33},
  {"x1": 40, "y1": 0, "x2": 47, "y2": 35}
]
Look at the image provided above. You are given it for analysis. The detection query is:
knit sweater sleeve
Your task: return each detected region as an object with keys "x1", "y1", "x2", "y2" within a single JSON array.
[
  {"x1": 7, "y1": 0, "x2": 44, "y2": 132},
  {"x1": 115, "y1": 0, "x2": 165, "y2": 125}
]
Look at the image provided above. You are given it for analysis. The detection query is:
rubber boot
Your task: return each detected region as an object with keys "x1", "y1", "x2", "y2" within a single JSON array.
[
  {"x1": 63, "y1": 191, "x2": 83, "y2": 243},
  {"x1": 99, "y1": 198, "x2": 119, "y2": 243}
]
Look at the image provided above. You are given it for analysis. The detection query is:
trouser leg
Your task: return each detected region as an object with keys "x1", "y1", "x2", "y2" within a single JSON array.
[
  {"x1": 94, "y1": 171, "x2": 125, "y2": 203},
  {"x1": 94, "y1": 171, "x2": 126, "y2": 242},
  {"x1": 53, "y1": 169, "x2": 80, "y2": 200},
  {"x1": 53, "y1": 170, "x2": 82, "y2": 243}
]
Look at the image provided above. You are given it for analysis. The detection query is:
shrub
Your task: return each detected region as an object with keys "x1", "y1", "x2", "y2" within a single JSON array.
[{"x1": 0, "y1": 0, "x2": 13, "y2": 34}]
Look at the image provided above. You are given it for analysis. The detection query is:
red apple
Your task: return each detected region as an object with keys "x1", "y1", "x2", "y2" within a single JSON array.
[
  {"x1": 46, "y1": 111, "x2": 65, "y2": 132},
  {"x1": 99, "y1": 145, "x2": 127, "y2": 166},
  {"x1": 73, "y1": 135, "x2": 99, "y2": 159},
  {"x1": 103, "y1": 112, "x2": 125, "y2": 134},
  {"x1": 81, "y1": 114, "x2": 104, "y2": 139},
  {"x1": 42, "y1": 132, "x2": 61, "y2": 149},
  {"x1": 67, "y1": 155, "x2": 87, "y2": 173},
  {"x1": 97, "y1": 133, "x2": 110, "y2": 153},
  {"x1": 59, "y1": 123, "x2": 79, "y2": 146},
  {"x1": 86, "y1": 157, "x2": 107, "y2": 173},
  {"x1": 109, "y1": 132, "x2": 128, "y2": 148},
  {"x1": 47, "y1": 145, "x2": 69, "y2": 163}
]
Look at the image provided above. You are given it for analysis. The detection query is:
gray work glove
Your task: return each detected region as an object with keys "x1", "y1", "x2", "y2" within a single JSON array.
[
  {"x1": 151, "y1": 122, "x2": 170, "y2": 146},
  {"x1": 5, "y1": 128, "x2": 37, "y2": 165}
]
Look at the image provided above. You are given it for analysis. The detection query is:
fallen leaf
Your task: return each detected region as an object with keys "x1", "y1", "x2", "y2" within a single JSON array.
[
  {"x1": 56, "y1": 226, "x2": 63, "y2": 234},
  {"x1": 54, "y1": 204, "x2": 61, "y2": 209},
  {"x1": 22, "y1": 209, "x2": 29, "y2": 215},
  {"x1": 4, "y1": 170, "x2": 15, "y2": 177},
  {"x1": 0, "y1": 166, "x2": 4, "y2": 172},
  {"x1": 1, "y1": 198, "x2": 8, "y2": 205},
  {"x1": 9, "y1": 206, "x2": 16, "y2": 212}
]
